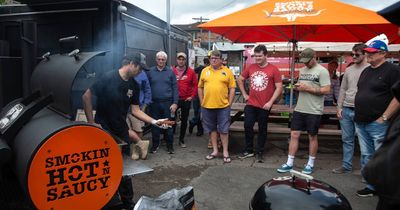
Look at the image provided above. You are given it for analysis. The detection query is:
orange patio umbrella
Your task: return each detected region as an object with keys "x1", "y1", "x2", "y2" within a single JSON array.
[
  {"x1": 199, "y1": 0, "x2": 399, "y2": 43},
  {"x1": 199, "y1": 0, "x2": 399, "y2": 107}
]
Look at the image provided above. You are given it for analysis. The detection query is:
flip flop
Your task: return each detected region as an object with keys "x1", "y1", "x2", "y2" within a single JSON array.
[
  {"x1": 206, "y1": 154, "x2": 217, "y2": 160},
  {"x1": 223, "y1": 156, "x2": 232, "y2": 163}
]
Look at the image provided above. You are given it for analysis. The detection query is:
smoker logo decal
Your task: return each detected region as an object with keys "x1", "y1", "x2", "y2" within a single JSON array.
[
  {"x1": 28, "y1": 126, "x2": 123, "y2": 210},
  {"x1": 263, "y1": 1, "x2": 325, "y2": 22},
  {"x1": 45, "y1": 148, "x2": 111, "y2": 201}
]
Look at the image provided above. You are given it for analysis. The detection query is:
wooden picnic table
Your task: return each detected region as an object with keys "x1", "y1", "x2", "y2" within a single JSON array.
[
  {"x1": 231, "y1": 103, "x2": 337, "y2": 115},
  {"x1": 230, "y1": 103, "x2": 338, "y2": 126},
  {"x1": 229, "y1": 103, "x2": 341, "y2": 135}
]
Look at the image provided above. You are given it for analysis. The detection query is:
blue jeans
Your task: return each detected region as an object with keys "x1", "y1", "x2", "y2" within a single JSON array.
[
  {"x1": 339, "y1": 107, "x2": 357, "y2": 170},
  {"x1": 149, "y1": 101, "x2": 174, "y2": 149},
  {"x1": 190, "y1": 97, "x2": 201, "y2": 125},
  {"x1": 355, "y1": 121, "x2": 388, "y2": 168},
  {"x1": 355, "y1": 120, "x2": 389, "y2": 190}
]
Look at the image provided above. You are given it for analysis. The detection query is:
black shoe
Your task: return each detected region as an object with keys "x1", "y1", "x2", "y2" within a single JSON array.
[
  {"x1": 256, "y1": 153, "x2": 264, "y2": 163},
  {"x1": 167, "y1": 147, "x2": 175, "y2": 154},
  {"x1": 120, "y1": 201, "x2": 135, "y2": 210},
  {"x1": 197, "y1": 123, "x2": 203, "y2": 135},
  {"x1": 179, "y1": 140, "x2": 187, "y2": 148},
  {"x1": 332, "y1": 167, "x2": 352, "y2": 174},
  {"x1": 196, "y1": 130, "x2": 203, "y2": 136},
  {"x1": 356, "y1": 187, "x2": 376, "y2": 197},
  {"x1": 188, "y1": 122, "x2": 195, "y2": 134},
  {"x1": 238, "y1": 151, "x2": 254, "y2": 159},
  {"x1": 150, "y1": 146, "x2": 159, "y2": 154}
]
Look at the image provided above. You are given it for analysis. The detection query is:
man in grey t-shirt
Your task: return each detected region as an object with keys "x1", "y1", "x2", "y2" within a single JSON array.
[{"x1": 277, "y1": 48, "x2": 331, "y2": 174}]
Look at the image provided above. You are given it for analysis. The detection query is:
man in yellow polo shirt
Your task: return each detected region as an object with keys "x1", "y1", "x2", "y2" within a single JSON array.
[{"x1": 198, "y1": 50, "x2": 236, "y2": 163}]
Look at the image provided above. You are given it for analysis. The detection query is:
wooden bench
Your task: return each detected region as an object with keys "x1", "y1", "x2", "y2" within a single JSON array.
[
  {"x1": 229, "y1": 121, "x2": 341, "y2": 136},
  {"x1": 230, "y1": 111, "x2": 290, "y2": 123},
  {"x1": 230, "y1": 103, "x2": 339, "y2": 127}
]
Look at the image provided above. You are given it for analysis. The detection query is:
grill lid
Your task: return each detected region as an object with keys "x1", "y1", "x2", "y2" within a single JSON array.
[{"x1": 31, "y1": 51, "x2": 106, "y2": 116}]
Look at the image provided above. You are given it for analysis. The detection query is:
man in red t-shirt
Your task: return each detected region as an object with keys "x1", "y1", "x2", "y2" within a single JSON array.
[{"x1": 237, "y1": 44, "x2": 283, "y2": 162}]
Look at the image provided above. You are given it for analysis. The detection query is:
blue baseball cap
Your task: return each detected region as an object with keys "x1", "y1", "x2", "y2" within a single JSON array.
[{"x1": 364, "y1": 40, "x2": 388, "y2": 53}]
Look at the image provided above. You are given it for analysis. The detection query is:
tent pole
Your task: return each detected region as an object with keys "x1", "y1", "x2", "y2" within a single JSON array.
[{"x1": 289, "y1": 25, "x2": 297, "y2": 109}]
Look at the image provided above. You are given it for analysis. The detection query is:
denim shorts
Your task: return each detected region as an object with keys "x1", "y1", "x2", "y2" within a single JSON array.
[
  {"x1": 201, "y1": 107, "x2": 231, "y2": 134},
  {"x1": 291, "y1": 111, "x2": 321, "y2": 135}
]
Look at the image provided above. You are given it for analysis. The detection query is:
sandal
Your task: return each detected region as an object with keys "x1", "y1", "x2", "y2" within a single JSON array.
[
  {"x1": 223, "y1": 156, "x2": 231, "y2": 163},
  {"x1": 206, "y1": 154, "x2": 217, "y2": 160}
]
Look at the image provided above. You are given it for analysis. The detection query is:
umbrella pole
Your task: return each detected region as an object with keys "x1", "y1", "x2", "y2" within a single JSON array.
[{"x1": 289, "y1": 26, "x2": 297, "y2": 109}]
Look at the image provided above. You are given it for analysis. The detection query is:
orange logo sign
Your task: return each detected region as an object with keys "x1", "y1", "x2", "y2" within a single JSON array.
[
  {"x1": 264, "y1": 1, "x2": 326, "y2": 22},
  {"x1": 28, "y1": 125, "x2": 123, "y2": 210}
]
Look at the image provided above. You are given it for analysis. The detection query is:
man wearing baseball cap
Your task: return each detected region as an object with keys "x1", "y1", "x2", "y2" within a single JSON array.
[
  {"x1": 277, "y1": 48, "x2": 331, "y2": 175},
  {"x1": 361, "y1": 3, "x2": 400, "y2": 208},
  {"x1": 82, "y1": 52, "x2": 168, "y2": 209},
  {"x1": 172, "y1": 52, "x2": 198, "y2": 148},
  {"x1": 354, "y1": 40, "x2": 400, "y2": 197}
]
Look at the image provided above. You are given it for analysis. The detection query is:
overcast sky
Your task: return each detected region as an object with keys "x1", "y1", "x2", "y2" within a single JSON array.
[{"x1": 126, "y1": 0, "x2": 399, "y2": 24}]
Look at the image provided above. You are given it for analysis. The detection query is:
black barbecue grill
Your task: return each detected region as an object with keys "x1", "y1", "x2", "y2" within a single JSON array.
[
  {"x1": 0, "y1": 49, "x2": 123, "y2": 210},
  {"x1": 250, "y1": 170, "x2": 352, "y2": 210}
]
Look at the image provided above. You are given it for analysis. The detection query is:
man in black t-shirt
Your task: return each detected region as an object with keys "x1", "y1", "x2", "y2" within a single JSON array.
[
  {"x1": 82, "y1": 53, "x2": 168, "y2": 209},
  {"x1": 354, "y1": 40, "x2": 400, "y2": 198}
]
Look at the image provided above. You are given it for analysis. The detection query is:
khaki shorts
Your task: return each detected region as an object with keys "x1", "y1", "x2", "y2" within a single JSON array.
[{"x1": 126, "y1": 114, "x2": 144, "y2": 132}]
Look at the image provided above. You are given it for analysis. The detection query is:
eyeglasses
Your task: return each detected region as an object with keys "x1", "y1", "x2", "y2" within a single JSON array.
[{"x1": 351, "y1": 53, "x2": 363, "y2": 57}]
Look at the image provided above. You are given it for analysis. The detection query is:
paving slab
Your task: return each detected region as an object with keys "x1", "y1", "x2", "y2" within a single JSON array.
[{"x1": 133, "y1": 132, "x2": 377, "y2": 210}]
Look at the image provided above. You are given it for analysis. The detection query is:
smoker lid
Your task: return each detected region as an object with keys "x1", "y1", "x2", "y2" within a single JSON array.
[
  {"x1": 31, "y1": 51, "x2": 106, "y2": 116},
  {"x1": 250, "y1": 174, "x2": 352, "y2": 210}
]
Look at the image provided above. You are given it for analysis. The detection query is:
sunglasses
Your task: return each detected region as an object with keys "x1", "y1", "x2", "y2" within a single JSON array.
[{"x1": 351, "y1": 53, "x2": 363, "y2": 57}]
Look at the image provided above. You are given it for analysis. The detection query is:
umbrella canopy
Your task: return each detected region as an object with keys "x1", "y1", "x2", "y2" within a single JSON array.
[{"x1": 199, "y1": 0, "x2": 400, "y2": 44}]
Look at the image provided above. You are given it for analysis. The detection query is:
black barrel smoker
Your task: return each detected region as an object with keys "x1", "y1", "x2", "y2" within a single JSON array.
[
  {"x1": 250, "y1": 170, "x2": 353, "y2": 210},
  {"x1": 0, "y1": 49, "x2": 123, "y2": 210}
]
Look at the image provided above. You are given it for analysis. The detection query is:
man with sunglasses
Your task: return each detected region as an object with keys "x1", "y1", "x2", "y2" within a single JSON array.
[
  {"x1": 332, "y1": 43, "x2": 369, "y2": 174},
  {"x1": 354, "y1": 40, "x2": 400, "y2": 197}
]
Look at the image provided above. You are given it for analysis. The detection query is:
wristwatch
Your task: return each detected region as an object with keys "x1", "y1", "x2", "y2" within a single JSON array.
[{"x1": 381, "y1": 114, "x2": 388, "y2": 121}]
